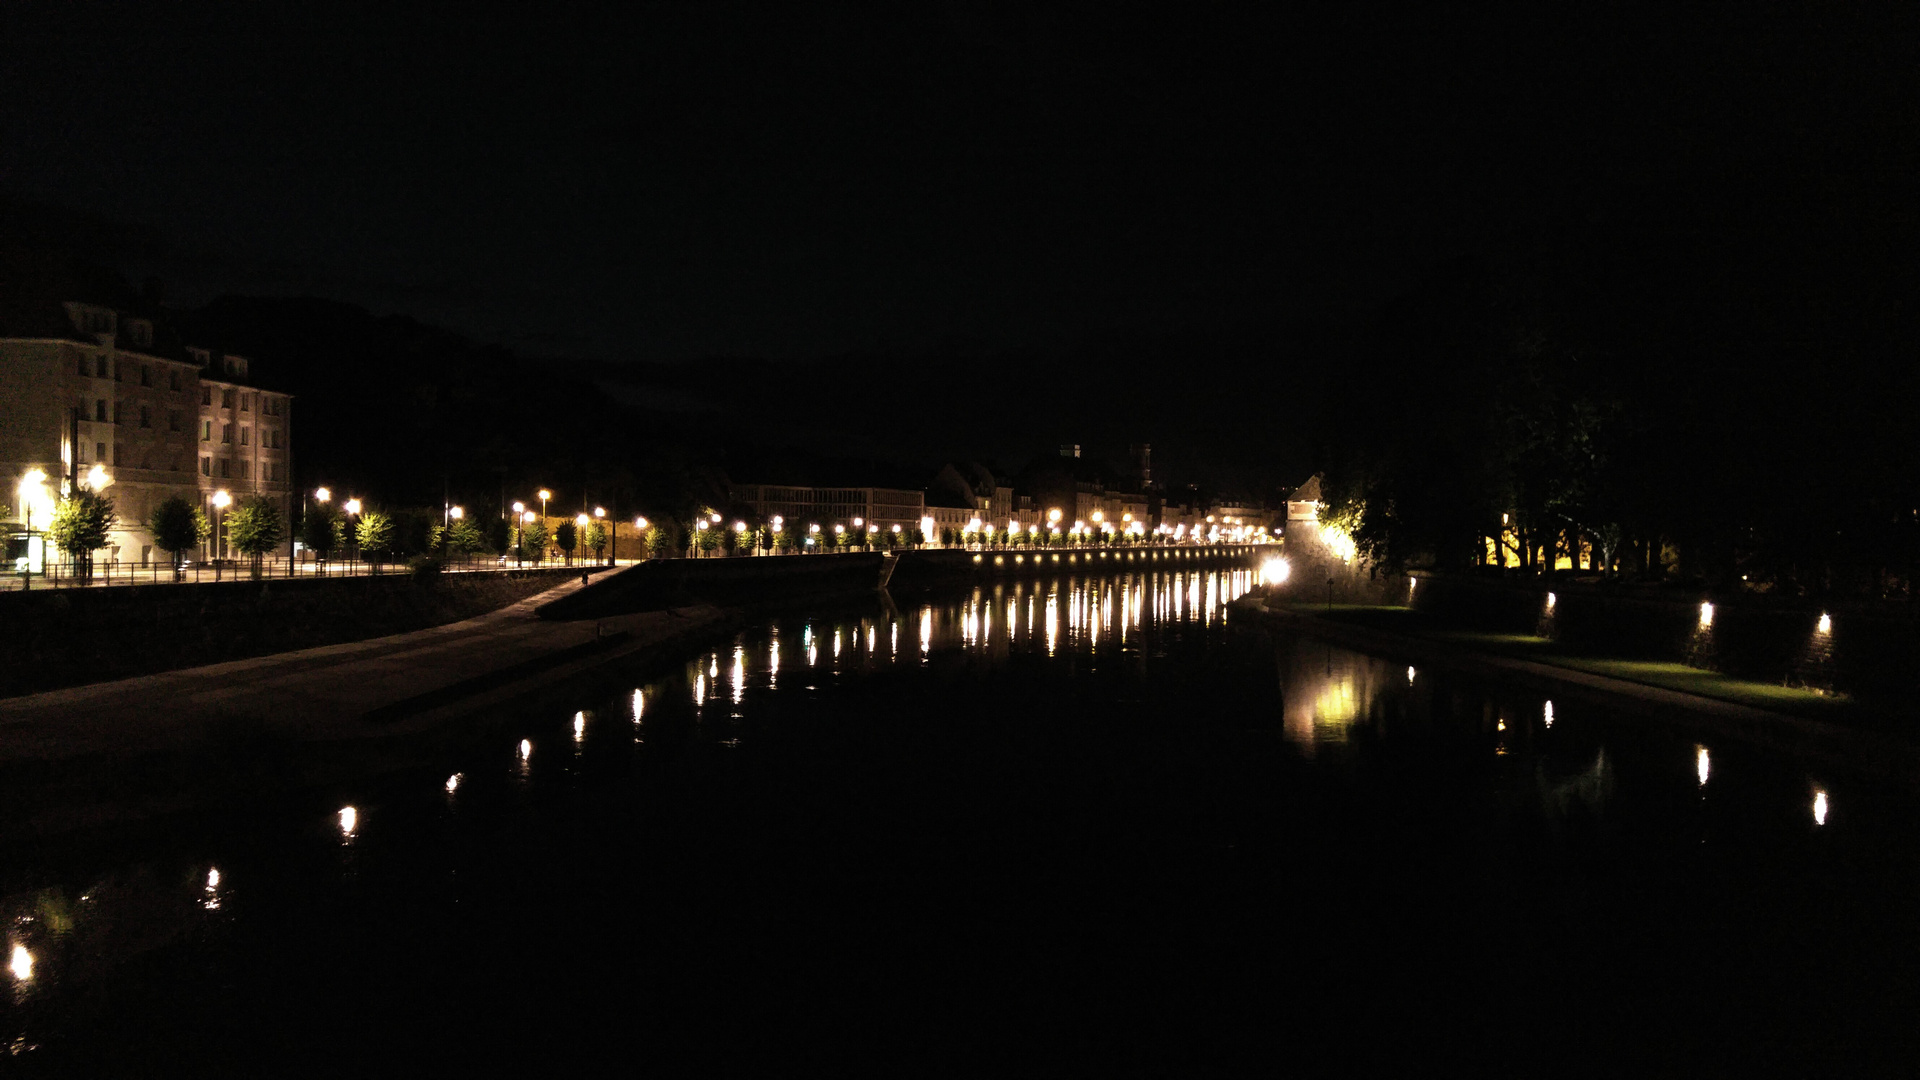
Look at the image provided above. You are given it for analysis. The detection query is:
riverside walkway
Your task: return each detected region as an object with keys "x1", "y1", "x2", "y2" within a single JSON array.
[
  {"x1": 1237, "y1": 594, "x2": 1920, "y2": 785},
  {"x1": 0, "y1": 569, "x2": 725, "y2": 835}
]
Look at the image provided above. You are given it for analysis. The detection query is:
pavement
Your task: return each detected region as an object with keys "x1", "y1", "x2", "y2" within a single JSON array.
[{"x1": 0, "y1": 567, "x2": 726, "y2": 768}]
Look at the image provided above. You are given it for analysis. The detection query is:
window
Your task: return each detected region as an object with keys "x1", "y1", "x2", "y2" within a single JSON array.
[
  {"x1": 95, "y1": 356, "x2": 108, "y2": 378},
  {"x1": 222, "y1": 424, "x2": 233, "y2": 444},
  {"x1": 219, "y1": 459, "x2": 230, "y2": 478},
  {"x1": 240, "y1": 427, "x2": 249, "y2": 446},
  {"x1": 240, "y1": 394, "x2": 250, "y2": 412},
  {"x1": 202, "y1": 387, "x2": 211, "y2": 406},
  {"x1": 168, "y1": 411, "x2": 181, "y2": 432},
  {"x1": 113, "y1": 402, "x2": 123, "y2": 425},
  {"x1": 94, "y1": 442, "x2": 105, "y2": 462},
  {"x1": 113, "y1": 361, "x2": 123, "y2": 382},
  {"x1": 221, "y1": 390, "x2": 233, "y2": 409},
  {"x1": 139, "y1": 406, "x2": 151, "y2": 429},
  {"x1": 240, "y1": 461, "x2": 250, "y2": 480},
  {"x1": 140, "y1": 365, "x2": 152, "y2": 387},
  {"x1": 95, "y1": 399, "x2": 107, "y2": 422},
  {"x1": 201, "y1": 457, "x2": 211, "y2": 476},
  {"x1": 113, "y1": 445, "x2": 123, "y2": 466},
  {"x1": 201, "y1": 420, "x2": 211, "y2": 441}
]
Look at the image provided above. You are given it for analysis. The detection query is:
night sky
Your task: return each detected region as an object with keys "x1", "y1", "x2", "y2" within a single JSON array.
[{"x1": 6, "y1": 6, "x2": 1912, "y2": 366}]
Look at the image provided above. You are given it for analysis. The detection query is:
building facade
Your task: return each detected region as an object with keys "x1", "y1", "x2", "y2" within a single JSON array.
[
  {"x1": 2, "y1": 300, "x2": 292, "y2": 566},
  {"x1": 728, "y1": 483, "x2": 926, "y2": 535}
]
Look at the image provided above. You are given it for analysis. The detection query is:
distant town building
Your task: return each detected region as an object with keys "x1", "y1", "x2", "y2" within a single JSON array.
[
  {"x1": 728, "y1": 482, "x2": 925, "y2": 536},
  {"x1": 2, "y1": 288, "x2": 292, "y2": 566}
]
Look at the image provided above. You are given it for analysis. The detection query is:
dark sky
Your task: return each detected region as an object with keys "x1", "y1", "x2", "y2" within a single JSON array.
[{"x1": 2, "y1": 5, "x2": 1914, "y2": 363}]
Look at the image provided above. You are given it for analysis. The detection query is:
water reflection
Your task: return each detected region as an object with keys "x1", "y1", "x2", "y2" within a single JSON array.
[{"x1": 1, "y1": 563, "x2": 1893, "y2": 1051}]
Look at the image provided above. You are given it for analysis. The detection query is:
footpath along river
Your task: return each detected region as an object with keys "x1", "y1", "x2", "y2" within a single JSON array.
[{"x1": 4, "y1": 564, "x2": 1919, "y2": 1072}]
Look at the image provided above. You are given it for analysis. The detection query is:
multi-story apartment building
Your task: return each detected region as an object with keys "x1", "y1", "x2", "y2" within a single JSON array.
[{"x1": 2, "y1": 296, "x2": 292, "y2": 566}]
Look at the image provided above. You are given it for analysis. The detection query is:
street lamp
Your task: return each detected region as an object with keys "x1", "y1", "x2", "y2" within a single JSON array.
[
  {"x1": 343, "y1": 497, "x2": 362, "y2": 573},
  {"x1": 594, "y1": 506, "x2": 607, "y2": 565},
  {"x1": 450, "y1": 506, "x2": 464, "y2": 520},
  {"x1": 513, "y1": 502, "x2": 526, "y2": 567},
  {"x1": 15, "y1": 469, "x2": 48, "y2": 589},
  {"x1": 538, "y1": 490, "x2": 551, "y2": 523},
  {"x1": 212, "y1": 489, "x2": 232, "y2": 579}
]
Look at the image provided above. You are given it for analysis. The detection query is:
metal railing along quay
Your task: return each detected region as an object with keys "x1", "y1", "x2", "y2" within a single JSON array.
[{"x1": 1, "y1": 555, "x2": 636, "y2": 592}]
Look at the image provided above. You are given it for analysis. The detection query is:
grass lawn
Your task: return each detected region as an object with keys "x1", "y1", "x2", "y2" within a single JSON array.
[{"x1": 1277, "y1": 602, "x2": 1867, "y2": 725}]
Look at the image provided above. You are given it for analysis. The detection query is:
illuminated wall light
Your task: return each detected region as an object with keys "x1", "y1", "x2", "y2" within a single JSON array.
[
  {"x1": 1695, "y1": 745, "x2": 1710, "y2": 787},
  {"x1": 9, "y1": 944, "x2": 32, "y2": 982},
  {"x1": 338, "y1": 805, "x2": 358, "y2": 838},
  {"x1": 1813, "y1": 789, "x2": 1829, "y2": 826},
  {"x1": 1699, "y1": 601, "x2": 1714, "y2": 629},
  {"x1": 1546, "y1": 591, "x2": 1557, "y2": 612},
  {"x1": 518, "y1": 738, "x2": 532, "y2": 761},
  {"x1": 1543, "y1": 700, "x2": 1555, "y2": 728},
  {"x1": 1817, "y1": 612, "x2": 1832, "y2": 635},
  {"x1": 445, "y1": 773, "x2": 463, "y2": 794},
  {"x1": 1406, "y1": 665, "x2": 1415, "y2": 685}
]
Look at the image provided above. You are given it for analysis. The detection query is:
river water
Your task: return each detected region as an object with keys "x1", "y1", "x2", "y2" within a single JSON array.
[{"x1": 5, "y1": 565, "x2": 1919, "y2": 1072}]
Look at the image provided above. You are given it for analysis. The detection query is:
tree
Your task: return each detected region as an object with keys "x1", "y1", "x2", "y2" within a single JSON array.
[
  {"x1": 301, "y1": 505, "x2": 344, "y2": 569},
  {"x1": 446, "y1": 518, "x2": 485, "y2": 563},
  {"x1": 357, "y1": 511, "x2": 396, "y2": 567},
  {"x1": 646, "y1": 524, "x2": 673, "y2": 558},
  {"x1": 149, "y1": 496, "x2": 209, "y2": 580},
  {"x1": 48, "y1": 491, "x2": 117, "y2": 581},
  {"x1": 520, "y1": 517, "x2": 549, "y2": 562},
  {"x1": 555, "y1": 520, "x2": 579, "y2": 564},
  {"x1": 584, "y1": 522, "x2": 608, "y2": 562},
  {"x1": 226, "y1": 496, "x2": 286, "y2": 579},
  {"x1": 693, "y1": 523, "x2": 720, "y2": 556}
]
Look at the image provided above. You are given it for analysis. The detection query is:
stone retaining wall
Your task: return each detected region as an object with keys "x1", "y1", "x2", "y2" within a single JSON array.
[{"x1": 0, "y1": 568, "x2": 581, "y2": 697}]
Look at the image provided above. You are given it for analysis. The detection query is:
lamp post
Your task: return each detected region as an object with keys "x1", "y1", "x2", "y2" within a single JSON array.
[
  {"x1": 537, "y1": 491, "x2": 552, "y2": 564},
  {"x1": 212, "y1": 489, "x2": 232, "y2": 581},
  {"x1": 634, "y1": 516, "x2": 649, "y2": 562},
  {"x1": 512, "y1": 501, "x2": 526, "y2": 567},
  {"x1": 16, "y1": 469, "x2": 47, "y2": 591},
  {"x1": 594, "y1": 506, "x2": 607, "y2": 565},
  {"x1": 449, "y1": 505, "x2": 465, "y2": 568},
  {"x1": 310, "y1": 486, "x2": 332, "y2": 575},
  {"x1": 343, "y1": 498, "x2": 362, "y2": 574}
]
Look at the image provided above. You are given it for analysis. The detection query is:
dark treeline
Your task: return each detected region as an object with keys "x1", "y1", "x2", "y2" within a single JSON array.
[{"x1": 1313, "y1": 147, "x2": 1920, "y2": 599}]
